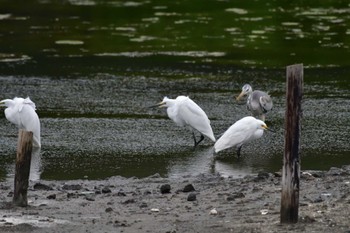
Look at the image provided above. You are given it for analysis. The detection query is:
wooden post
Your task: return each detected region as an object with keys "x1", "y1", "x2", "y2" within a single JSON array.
[
  {"x1": 13, "y1": 130, "x2": 33, "y2": 207},
  {"x1": 280, "y1": 64, "x2": 303, "y2": 223}
]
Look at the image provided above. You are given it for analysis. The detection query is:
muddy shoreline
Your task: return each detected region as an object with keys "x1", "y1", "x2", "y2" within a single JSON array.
[{"x1": 1, "y1": 165, "x2": 350, "y2": 233}]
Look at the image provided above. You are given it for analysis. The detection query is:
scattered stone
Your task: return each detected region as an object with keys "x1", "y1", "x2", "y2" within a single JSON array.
[
  {"x1": 139, "y1": 202, "x2": 148, "y2": 208},
  {"x1": 122, "y1": 199, "x2": 135, "y2": 204},
  {"x1": 260, "y1": 209, "x2": 269, "y2": 215},
  {"x1": 34, "y1": 183, "x2": 53, "y2": 191},
  {"x1": 86, "y1": 195, "x2": 95, "y2": 201},
  {"x1": 47, "y1": 194, "x2": 56, "y2": 199},
  {"x1": 226, "y1": 195, "x2": 235, "y2": 201},
  {"x1": 300, "y1": 215, "x2": 316, "y2": 223},
  {"x1": 67, "y1": 192, "x2": 79, "y2": 199},
  {"x1": 102, "y1": 187, "x2": 112, "y2": 194},
  {"x1": 105, "y1": 207, "x2": 113, "y2": 213},
  {"x1": 209, "y1": 208, "x2": 218, "y2": 215},
  {"x1": 62, "y1": 184, "x2": 82, "y2": 191},
  {"x1": 183, "y1": 184, "x2": 195, "y2": 192},
  {"x1": 117, "y1": 191, "x2": 126, "y2": 196},
  {"x1": 187, "y1": 193, "x2": 196, "y2": 201},
  {"x1": 143, "y1": 190, "x2": 152, "y2": 195},
  {"x1": 312, "y1": 196, "x2": 323, "y2": 203},
  {"x1": 327, "y1": 167, "x2": 343, "y2": 176},
  {"x1": 160, "y1": 184, "x2": 171, "y2": 194},
  {"x1": 233, "y1": 192, "x2": 245, "y2": 199}
]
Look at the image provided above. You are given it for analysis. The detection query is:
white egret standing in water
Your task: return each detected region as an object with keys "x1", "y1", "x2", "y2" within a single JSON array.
[
  {"x1": 236, "y1": 84, "x2": 273, "y2": 121},
  {"x1": 0, "y1": 97, "x2": 41, "y2": 148},
  {"x1": 214, "y1": 116, "x2": 268, "y2": 157},
  {"x1": 152, "y1": 96, "x2": 216, "y2": 146}
]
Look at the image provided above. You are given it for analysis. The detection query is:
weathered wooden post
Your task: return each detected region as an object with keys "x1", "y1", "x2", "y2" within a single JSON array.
[
  {"x1": 280, "y1": 64, "x2": 303, "y2": 223},
  {"x1": 13, "y1": 130, "x2": 33, "y2": 207}
]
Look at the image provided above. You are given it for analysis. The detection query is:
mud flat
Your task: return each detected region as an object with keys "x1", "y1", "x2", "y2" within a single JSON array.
[{"x1": 1, "y1": 165, "x2": 350, "y2": 233}]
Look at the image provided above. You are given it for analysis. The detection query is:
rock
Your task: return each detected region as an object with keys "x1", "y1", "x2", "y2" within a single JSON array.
[
  {"x1": 226, "y1": 195, "x2": 235, "y2": 201},
  {"x1": 122, "y1": 199, "x2": 135, "y2": 204},
  {"x1": 300, "y1": 215, "x2": 316, "y2": 223},
  {"x1": 67, "y1": 192, "x2": 79, "y2": 199},
  {"x1": 86, "y1": 195, "x2": 95, "y2": 201},
  {"x1": 160, "y1": 184, "x2": 171, "y2": 194},
  {"x1": 139, "y1": 202, "x2": 148, "y2": 208},
  {"x1": 187, "y1": 193, "x2": 196, "y2": 201},
  {"x1": 312, "y1": 196, "x2": 323, "y2": 203},
  {"x1": 102, "y1": 187, "x2": 112, "y2": 194},
  {"x1": 183, "y1": 184, "x2": 195, "y2": 192},
  {"x1": 143, "y1": 190, "x2": 152, "y2": 195},
  {"x1": 117, "y1": 191, "x2": 126, "y2": 196},
  {"x1": 209, "y1": 208, "x2": 218, "y2": 215},
  {"x1": 105, "y1": 207, "x2": 113, "y2": 213},
  {"x1": 47, "y1": 194, "x2": 56, "y2": 199},
  {"x1": 62, "y1": 184, "x2": 82, "y2": 191},
  {"x1": 34, "y1": 183, "x2": 53, "y2": 191},
  {"x1": 233, "y1": 192, "x2": 245, "y2": 199}
]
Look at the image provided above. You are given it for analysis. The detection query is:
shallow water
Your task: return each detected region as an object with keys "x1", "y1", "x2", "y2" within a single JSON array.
[{"x1": 0, "y1": 0, "x2": 349, "y2": 180}]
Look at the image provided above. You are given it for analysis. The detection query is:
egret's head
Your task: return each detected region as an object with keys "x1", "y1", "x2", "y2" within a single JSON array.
[
  {"x1": 0, "y1": 99, "x2": 13, "y2": 108},
  {"x1": 258, "y1": 121, "x2": 274, "y2": 132},
  {"x1": 149, "y1": 97, "x2": 169, "y2": 108},
  {"x1": 236, "y1": 84, "x2": 252, "y2": 101}
]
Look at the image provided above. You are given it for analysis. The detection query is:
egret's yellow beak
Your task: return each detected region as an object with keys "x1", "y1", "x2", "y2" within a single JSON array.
[
  {"x1": 262, "y1": 124, "x2": 275, "y2": 132},
  {"x1": 148, "y1": 101, "x2": 166, "y2": 108},
  {"x1": 236, "y1": 91, "x2": 246, "y2": 101}
]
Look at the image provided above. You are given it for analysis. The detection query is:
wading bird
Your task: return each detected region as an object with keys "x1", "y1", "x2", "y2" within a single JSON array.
[
  {"x1": 236, "y1": 84, "x2": 273, "y2": 121},
  {"x1": 151, "y1": 96, "x2": 215, "y2": 147},
  {"x1": 214, "y1": 116, "x2": 268, "y2": 157},
  {"x1": 0, "y1": 97, "x2": 41, "y2": 147}
]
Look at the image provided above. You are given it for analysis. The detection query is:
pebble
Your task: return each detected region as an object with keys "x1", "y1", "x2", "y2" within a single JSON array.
[
  {"x1": 34, "y1": 183, "x2": 53, "y2": 191},
  {"x1": 47, "y1": 194, "x2": 56, "y2": 200},
  {"x1": 160, "y1": 184, "x2": 171, "y2": 194},
  {"x1": 102, "y1": 187, "x2": 112, "y2": 194},
  {"x1": 85, "y1": 195, "x2": 95, "y2": 201},
  {"x1": 139, "y1": 202, "x2": 148, "y2": 208},
  {"x1": 187, "y1": 193, "x2": 196, "y2": 201},
  {"x1": 183, "y1": 184, "x2": 195, "y2": 192},
  {"x1": 62, "y1": 184, "x2": 82, "y2": 191},
  {"x1": 209, "y1": 208, "x2": 218, "y2": 215}
]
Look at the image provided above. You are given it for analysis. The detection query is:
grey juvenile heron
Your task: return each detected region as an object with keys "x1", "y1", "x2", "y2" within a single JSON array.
[{"x1": 236, "y1": 84, "x2": 273, "y2": 121}]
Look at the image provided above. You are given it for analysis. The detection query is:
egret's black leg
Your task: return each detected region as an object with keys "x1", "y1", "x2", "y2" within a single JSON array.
[
  {"x1": 195, "y1": 134, "x2": 205, "y2": 147},
  {"x1": 192, "y1": 132, "x2": 197, "y2": 147},
  {"x1": 210, "y1": 153, "x2": 216, "y2": 174},
  {"x1": 236, "y1": 146, "x2": 242, "y2": 158}
]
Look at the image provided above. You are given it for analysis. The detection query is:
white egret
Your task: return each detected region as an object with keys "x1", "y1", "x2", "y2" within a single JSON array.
[
  {"x1": 152, "y1": 96, "x2": 216, "y2": 146},
  {"x1": 214, "y1": 116, "x2": 268, "y2": 157},
  {"x1": 236, "y1": 84, "x2": 273, "y2": 121},
  {"x1": 0, "y1": 97, "x2": 41, "y2": 148}
]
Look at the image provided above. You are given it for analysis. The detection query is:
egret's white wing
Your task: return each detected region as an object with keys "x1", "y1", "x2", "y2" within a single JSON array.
[
  {"x1": 177, "y1": 98, "x2": 215, "y2": 142},
  {"x1": 23, "y1": 97, "x2": 37, "y2": 110},
  {"x1": 214, "y1": 117, "x2": 256, "y2": 153},
  {"x1": 18, "y1": 103, "x2": 41, "y2": 147}
]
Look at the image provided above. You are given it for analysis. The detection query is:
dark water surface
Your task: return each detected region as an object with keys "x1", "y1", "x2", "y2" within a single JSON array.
[{"x1": 0, "y1": 0, "x2": 349, "y2": 180}]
